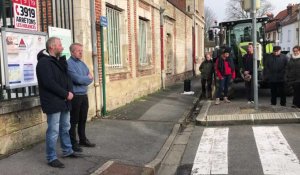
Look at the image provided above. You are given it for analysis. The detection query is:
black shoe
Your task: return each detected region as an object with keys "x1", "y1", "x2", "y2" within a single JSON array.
[
  {"x1": 79, "y1": 139, "x2": 96, "y2": 147},
  {"x1": 64, "y1": 152, "x2": 81, "y2": 158},
  {"x1": 72, "y1": 144, "x2": 83, "y2": 152},
  {"x1": 48, "y1": 159, "x2": 65, "y2": 168}
]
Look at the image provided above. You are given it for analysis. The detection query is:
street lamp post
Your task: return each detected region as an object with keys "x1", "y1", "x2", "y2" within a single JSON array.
[
  {"x1": 251, "y1": 0, "x2": 259, "y2": 110},
  {"x1": 242, "y1": 0, "x2": 260, "y2": 110}
]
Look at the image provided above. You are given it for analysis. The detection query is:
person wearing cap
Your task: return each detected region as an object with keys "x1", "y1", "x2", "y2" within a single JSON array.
[
  {"x1": 214, "y1": 47, "x2": 236, "y2": 105},
  {"x1": 264, "y1": 46, "x2": 288, "y2": 106}
]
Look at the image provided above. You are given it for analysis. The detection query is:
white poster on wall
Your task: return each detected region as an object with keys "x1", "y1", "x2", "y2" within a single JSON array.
[
  {"x1": 13, "y1": 0, "x2": 38, "y2": 31},
  {"x1": 1, "y1": 28, "x2": 47, "y2": 89},
  {"x1": 48, "y1": 26, "x2": 72, "y2": 59}
]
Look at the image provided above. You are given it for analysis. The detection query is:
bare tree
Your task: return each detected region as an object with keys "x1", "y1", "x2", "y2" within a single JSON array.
[
  {"x1": 205, "y1": 6, "x2": 217, "y2": 34},
  {"x1": 225, "y1": 0, "x2": 274, "y2": 20}
]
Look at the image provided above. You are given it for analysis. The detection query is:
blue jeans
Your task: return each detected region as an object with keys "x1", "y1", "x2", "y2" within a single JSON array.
[
  {"x1": 217, "y1": 75, "x2": 231, "y2": 98},
  {"x1": 46, "y1": 111, "x2": 73, "y2": 162}
]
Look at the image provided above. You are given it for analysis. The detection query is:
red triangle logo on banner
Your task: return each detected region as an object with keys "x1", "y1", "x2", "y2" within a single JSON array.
[{"x1": 19, "y1": 38, "x2": 26, "y2": 48}]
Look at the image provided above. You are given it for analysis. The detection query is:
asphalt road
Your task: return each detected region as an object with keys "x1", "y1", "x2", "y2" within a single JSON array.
[
  {"x1": 177, "y1": 124, "x2": 300, "y2": 175},
  {"x1": 174, "y1": 82, "x2": 299, "y2": 175}
]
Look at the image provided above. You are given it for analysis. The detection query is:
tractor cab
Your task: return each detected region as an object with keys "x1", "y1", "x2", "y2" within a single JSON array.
[{"x1": 219, "y1": 17, "x2": 271, "y2": 82}]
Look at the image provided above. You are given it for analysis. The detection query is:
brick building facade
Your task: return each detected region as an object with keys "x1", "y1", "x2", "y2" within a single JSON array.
[
  {"x1": 94, "y1": 0, "x2": 204, "y2": 110},
  {"x1": 0, "y1": 0, "x2": 204, "y2": 156}
]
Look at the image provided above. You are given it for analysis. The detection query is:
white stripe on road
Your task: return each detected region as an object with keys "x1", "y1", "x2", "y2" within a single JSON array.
[
  {"x1": 191, "y1": 128, "x2": 228, "y2": 175},
  {"x1": 253, "y1": 126, "x2": 300, "y2": 175}
]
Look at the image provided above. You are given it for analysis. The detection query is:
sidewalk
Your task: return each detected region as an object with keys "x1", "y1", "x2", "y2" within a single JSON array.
[
  {"x1": 0, "y1": 78, "x2": 201, "y2": 175},
  {"x1": 197, "y1": 83, "x2": 300, "y2": 126}
]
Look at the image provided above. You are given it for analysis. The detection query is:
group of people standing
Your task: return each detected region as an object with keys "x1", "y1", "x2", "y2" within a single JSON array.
[
  {"x1": 199, "y1": 46, "x2": 235, "y2": 105},
  {"x1": 262, "y1": 45, "x2": 300, "y2": 108},
  {"x1": 36, "y1": 37, "x2": 95, "y2": 168},
  {"x1": 199, "y1": 44, "x2": 300, "y2": 108}
]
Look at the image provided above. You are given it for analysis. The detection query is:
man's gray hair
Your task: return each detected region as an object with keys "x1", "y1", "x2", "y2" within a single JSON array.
[
  {"x1": 46, "y1": 37, "x2": 60, "y2": 50},
  {"x1": 69, "y1": 43, "x2": 83, "y2": 52}
]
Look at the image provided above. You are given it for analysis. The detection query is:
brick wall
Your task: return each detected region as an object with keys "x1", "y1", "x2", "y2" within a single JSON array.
[
  {"x1": 96, "y1": 0, "x2": 161, "y2": 110},
  {"x1": 95, "y1": 0, "x2": 102, "y2": 83},
  {"x1": 38, "y1": 0, "x2": 53, "y2": 32},
  {"x1": 134, "y1": 0, "x2": 138, "y2": 77},
  {"x1": 128, "y1": 0, "x2": 133, "y2": 78},
  {"x1": 163, "y1": 0, "x2": 194, "y2": 85},
  {"x1": 167, "y1": 0, "x2": 186, "y2": 13}
]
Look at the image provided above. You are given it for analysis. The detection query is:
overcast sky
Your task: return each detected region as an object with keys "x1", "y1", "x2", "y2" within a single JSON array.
[{"x1": 204, "y1": 0, "x2": 300, "y2": 22}]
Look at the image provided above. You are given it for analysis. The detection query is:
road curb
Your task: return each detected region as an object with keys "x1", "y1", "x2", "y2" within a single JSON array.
[
  {"x1": 195, "y1": 100, "x2": 211, "y2": 126},
  {"x1": 179, "y1": 96, "x2": 201, "y2": 125},
  {"x1": 145, "y1": 95, "x2": 201, "y2": 174},
  {"x1": 145, "y1": 124, "x2": 181, "y2": 174},
  {"x1": 197, "y1": 112, "x2": 300, "y2": 126},
  {"x1": 90, "y1": 160, "x2": 115, "y2": 175}
]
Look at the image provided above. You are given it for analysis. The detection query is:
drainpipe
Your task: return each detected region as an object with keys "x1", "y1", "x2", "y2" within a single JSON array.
[
  {"x1": 100, "y1": 25, "x2": 107, "y2": 115},
  {"x1": 160, "y1": 8, "x2": 165, "y2": 89},
  {"x1": 90, "y1": 0, "x2": 102, "y2": 117},
  {"x1": 298, "y1": 5, "x2": 300, "y2": 45},
  {"x1": 192, "y1": 0, "x2": 196, "y2": 77},
  {"x1": 192, "y1": 24, "x2": 196, "y2": 77}
]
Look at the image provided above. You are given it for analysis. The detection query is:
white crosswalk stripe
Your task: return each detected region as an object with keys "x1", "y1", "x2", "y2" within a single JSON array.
[
  {"x1": 253, "y1": 126, "x2": 300, "y2": 175},
  {"x1": 191, "y1": 128, "x2": 229, "y2": 175},
  {"x1": 191, "y1": 126, "x2": 300, "y2": 175}
]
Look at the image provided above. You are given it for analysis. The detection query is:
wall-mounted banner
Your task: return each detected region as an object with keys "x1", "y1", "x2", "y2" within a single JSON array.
[
  {"x1": 13, "y1": 0, "x2": 37, "y2": 31},
  {"x1": 1, "y1": 28, "x2": 47, "y2": 89},
  {"x1": 48, "y1": 26, "x2": 72, "y2": 58}
]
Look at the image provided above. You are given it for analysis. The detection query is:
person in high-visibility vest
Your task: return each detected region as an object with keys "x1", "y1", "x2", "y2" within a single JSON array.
[{"x1": 266, "y1": 43, "x2": 273, "y2": 54}]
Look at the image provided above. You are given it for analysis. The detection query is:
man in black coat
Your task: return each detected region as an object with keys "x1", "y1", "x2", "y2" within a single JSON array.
[
  {"x1": 264, "y1": 46, "x2": 288, "y2": 106},
  {"x1": 36, "y1": 37, "x2": 78, "y2": 168},
  {"x1": 242, "y1": 43, "x2": 259, "y2": 103}
]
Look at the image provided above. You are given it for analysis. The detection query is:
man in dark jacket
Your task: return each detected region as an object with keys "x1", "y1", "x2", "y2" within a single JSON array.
[
  {"x1": 36, "y1": 37, "x2": 78, "y2": 168},
  {"x1": 242, "y1": 43, "x2": 259, "y2": 103},
  {"x1": 264, "y1": 46, "x2": 288, "y2": 106},
  {"x1": 199, "y1": 52, "x2": 214, "y2": 99}
]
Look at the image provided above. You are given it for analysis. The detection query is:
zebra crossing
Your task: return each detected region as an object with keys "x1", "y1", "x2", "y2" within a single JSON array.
[{"x1": 191, "y1": 126, "x2": 300, "y2": 175}]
